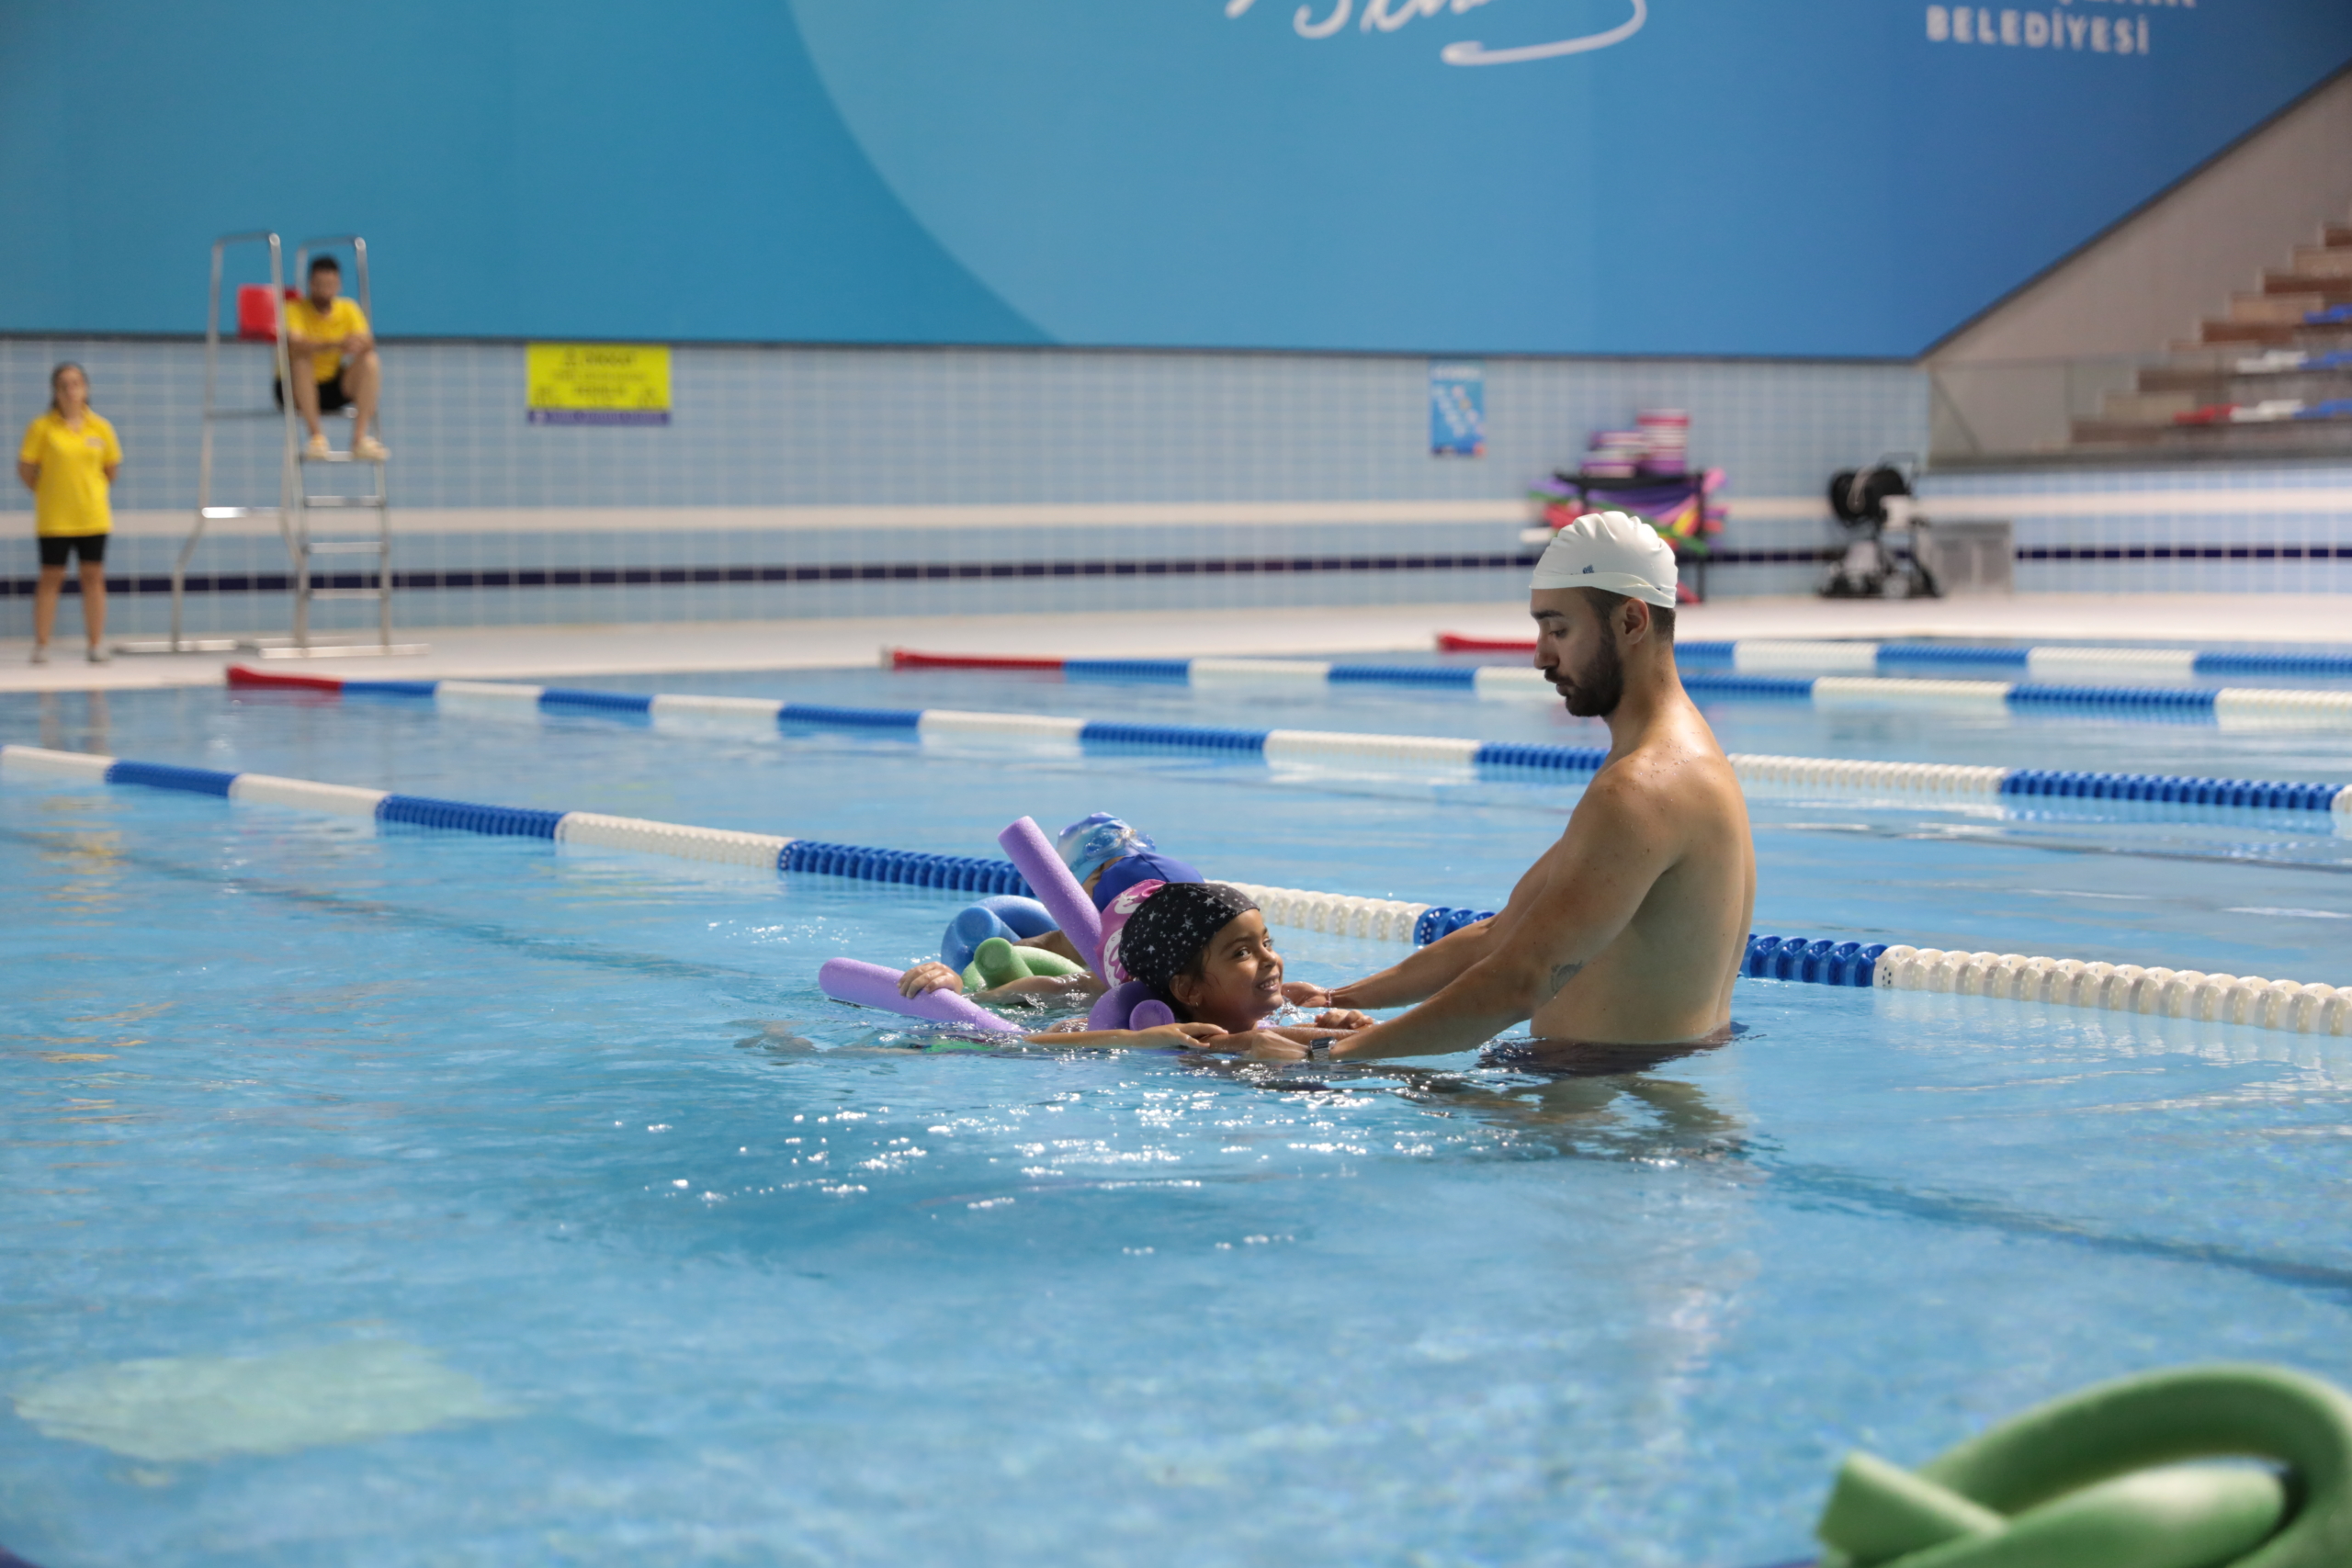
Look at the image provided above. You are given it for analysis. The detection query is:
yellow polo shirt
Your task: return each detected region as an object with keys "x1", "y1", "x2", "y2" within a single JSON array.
[
  {"x1": 282, "y1": 295, "x2": 370, "y2": 381},
  {"x1": 18, "y1": 410, "x2": 121, "y2": 537}
]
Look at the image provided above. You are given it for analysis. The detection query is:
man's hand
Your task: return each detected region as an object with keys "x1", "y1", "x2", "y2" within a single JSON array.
[
  {"x1": 1193, "y1": 1029, "x2": 1313, "y2": 1061},
  {"x1": 341, "y1": 333, "x2": 369, "y2": 356},
  {"x1": 1311, "y1": 1007, "x2": 1374, "y2": 1031},
  {"x1": 1280, "y1": 980, "x2": 1330, "y2": 1007},
  {"x1": 898, "y1": 962, "x2": 963, "y2": 998},
  {"x1": 1138, "y1": 1021, "x2": 1226, "y2": 1047}
]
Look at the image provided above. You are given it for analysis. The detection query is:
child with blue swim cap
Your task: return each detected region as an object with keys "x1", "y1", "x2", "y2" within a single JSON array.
[{"x1": 934, "y1": 812, "x2": 1204, "y2": 997}]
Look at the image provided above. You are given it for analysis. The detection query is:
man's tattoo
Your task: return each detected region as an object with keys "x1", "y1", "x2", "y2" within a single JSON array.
[{"x1": 1546, "y1": 961, "x2": 1585, "y2": 997}]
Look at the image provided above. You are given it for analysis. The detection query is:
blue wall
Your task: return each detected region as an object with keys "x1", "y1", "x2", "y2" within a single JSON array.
[{"x1": 6, "y1": 1, "x2": 2348, "y2": 355}]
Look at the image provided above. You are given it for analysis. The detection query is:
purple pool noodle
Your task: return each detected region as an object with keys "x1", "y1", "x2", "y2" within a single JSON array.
[
  {"x1": 1129, "y1": 998, "x2": 1176, "y2": 1030},
  {"x1": 998, "y1": 816, "x2": 1104, "y2": 967},
  {"x1": 1087, "y1": 978, "x2": 1159, "y2": 1031},
  {"x1": 820, "y1": 958, "x2": 1018, "y2": 1032}
]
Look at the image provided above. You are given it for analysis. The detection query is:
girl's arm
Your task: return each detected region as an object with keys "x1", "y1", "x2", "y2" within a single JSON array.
[{"x1": 898, "y1": 961, "x2": 1094, "y2": 1001}]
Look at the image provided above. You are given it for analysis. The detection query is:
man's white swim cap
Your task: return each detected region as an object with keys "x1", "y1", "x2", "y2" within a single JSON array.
[{"x1": 1529, "y1": 510, "x2": 1678, "y2": 608}]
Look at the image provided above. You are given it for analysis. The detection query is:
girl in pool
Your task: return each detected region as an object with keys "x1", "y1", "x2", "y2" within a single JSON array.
[
  {"x1": 936, "y1": 812, "x2": 1202, "y2": 991},
  {"x1": 902, "y1": 880, "x2": 1372, "y2": 1053}
]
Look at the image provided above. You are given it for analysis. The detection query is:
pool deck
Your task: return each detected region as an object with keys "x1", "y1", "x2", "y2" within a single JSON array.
[{"x1": 2, "y1": 592, "x2": 2347, "y2": 694}]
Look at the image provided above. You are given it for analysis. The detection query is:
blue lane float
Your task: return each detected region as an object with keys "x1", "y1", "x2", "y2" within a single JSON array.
[
  {"x1": 1436, "y1": 634, "x2": 2352, "y2": 681},
  {"x1": 228, "y1": 667, "x2": 2352, "y2": 819},
  {"x1": 17, "y1": 744, "x2": 2352, "y2": 1032},
  {"x1": 3, "y1": 741, "x2": 1899, "y2": 988},
  {"x1": 889, "y1": 641, "x2": 2352, "y2": 716}
]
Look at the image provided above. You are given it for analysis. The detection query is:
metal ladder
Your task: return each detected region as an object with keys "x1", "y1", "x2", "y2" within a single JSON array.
[
  {"x1": 275, "y1": 234, "x2": 419, "y2": 658},
  {"x1": 119, "y1": 230, "x2": 421, "y2": 658}
]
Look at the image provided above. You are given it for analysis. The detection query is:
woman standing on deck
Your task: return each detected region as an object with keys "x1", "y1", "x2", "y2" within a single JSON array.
[{"x1": 17, "y1": 362, "x2": 121, "y2": 664}]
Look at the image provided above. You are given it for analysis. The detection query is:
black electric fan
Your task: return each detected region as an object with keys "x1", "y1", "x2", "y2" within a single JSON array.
[{"x1": 1822, "y1": 462, "x2": 1939, "y2": 599}]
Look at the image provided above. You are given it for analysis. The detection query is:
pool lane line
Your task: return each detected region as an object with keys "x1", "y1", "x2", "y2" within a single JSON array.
[
  {"x1": 888, "y1": 647, "x2": 2352, "y2": 723},
  {"x1": 227, "y1": 666, "x2": 2352, "y2": 818},
  {"x1": 1437, "y1": 633, "x2": 2352, "y2": 681},
  {"x1": 7, "y1": 743, "x2": 2349, "y2": 1037}
]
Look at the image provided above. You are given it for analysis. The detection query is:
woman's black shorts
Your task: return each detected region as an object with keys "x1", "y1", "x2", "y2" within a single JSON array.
[{"x1": 39, "y1": 535, "x2": 108, "y2": 568}]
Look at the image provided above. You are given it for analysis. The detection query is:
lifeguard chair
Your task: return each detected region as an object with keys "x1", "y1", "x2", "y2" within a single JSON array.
[{"x1": 117, "y1": 231, "x2": 422, "y2": 657}]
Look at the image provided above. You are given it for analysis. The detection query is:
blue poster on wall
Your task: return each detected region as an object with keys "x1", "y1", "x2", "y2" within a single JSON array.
[{"x1": 1430, "y1": 362, "x2": 1486, "y2": 457}]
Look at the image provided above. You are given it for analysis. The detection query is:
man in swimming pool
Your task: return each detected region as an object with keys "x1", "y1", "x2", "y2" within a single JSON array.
[{"x1": 1291, "y1": 511, "x2": 1756, "y2": 1062}]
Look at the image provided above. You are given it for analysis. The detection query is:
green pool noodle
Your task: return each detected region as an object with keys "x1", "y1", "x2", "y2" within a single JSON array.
[
  {"x1": 1816, "y1": 1362, "x2": 2352, "y2": 1568},
  {"x1": 963, "y1": 936, "x2": 1085, "y2": 992}
]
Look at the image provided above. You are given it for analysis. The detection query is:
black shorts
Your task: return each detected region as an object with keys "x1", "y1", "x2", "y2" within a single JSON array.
[
  {"x1": 273, "y1": 371, "x2": 352, "y2": 412},
  {"x1": 39, "y1": 534, "x2": 107, "y2": 567}
]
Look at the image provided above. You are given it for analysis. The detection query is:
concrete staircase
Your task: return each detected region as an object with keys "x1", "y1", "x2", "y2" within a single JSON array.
[{"x1": 2070, "y1": 220, "x2": 2352, "y2": 454}]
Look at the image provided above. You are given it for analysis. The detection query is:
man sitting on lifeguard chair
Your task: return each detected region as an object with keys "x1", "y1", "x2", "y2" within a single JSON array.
[{"x1": 278, "y1": 254, "x2": 387, "y2": 461}]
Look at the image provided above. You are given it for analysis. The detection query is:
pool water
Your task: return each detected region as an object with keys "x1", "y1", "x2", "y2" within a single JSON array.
[{"x1": 4, "y1": 670, "x2": 2350, "y2": 1567}]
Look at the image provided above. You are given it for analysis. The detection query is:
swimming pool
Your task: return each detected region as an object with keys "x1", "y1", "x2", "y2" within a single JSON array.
[{"x1": 5, "y1": 671, "x2": 2350, "y2": 1565}]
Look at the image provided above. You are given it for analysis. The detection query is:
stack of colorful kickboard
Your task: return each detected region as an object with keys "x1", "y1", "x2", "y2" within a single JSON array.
[
  {"x1": 1635, "y1": 408, "x2": 1689, "y2": 475},
  {"x1": 1580, "y1": 408, "x2": 1690, "y2": 478},
  {"x1": 1583, "y1": 427, "x2": 1646, "y2": 478}
]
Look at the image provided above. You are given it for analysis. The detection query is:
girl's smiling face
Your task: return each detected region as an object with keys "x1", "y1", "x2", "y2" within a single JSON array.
[{"x1": 1167, "y1": 910, "x2": 1284, "y2": 1033}]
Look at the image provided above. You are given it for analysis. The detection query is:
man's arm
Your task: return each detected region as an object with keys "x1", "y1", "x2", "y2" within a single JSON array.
[
  {"x1": 1329, "y1": 773, "x2": 1679, "y2": 1061},
  {"x1": 1323, "y1": 918, "x2": 1497, "y2": 1010},
  {"x1": 15, "y1": 460, "x2": 36, "y2": 492},
  {"x1": 1317, "y1": 829, "x2": 1565, "y2": 1010}
]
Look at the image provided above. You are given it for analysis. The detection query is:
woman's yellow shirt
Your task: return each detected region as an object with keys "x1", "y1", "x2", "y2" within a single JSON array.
[{"x1": 18, "y1": 410, "x2": 121, "y2": 536}]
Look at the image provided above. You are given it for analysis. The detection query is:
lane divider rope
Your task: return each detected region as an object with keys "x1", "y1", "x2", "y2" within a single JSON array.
[
  {"x1": 6, "y1": 743, "x2": 2346, "y2": 1036},
  {"x1": 228, "y1": 667, "x2": 2352, "y2": 818},
  {"x1": 883, "y1": 647, "x2": 2352, "y2": 722},
  {"x1": 1434, "y1": 634, "x2": 2352, "y2": 681}
]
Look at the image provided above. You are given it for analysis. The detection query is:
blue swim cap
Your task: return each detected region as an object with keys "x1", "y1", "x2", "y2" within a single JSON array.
[{"x1": 1057, "y1": 813, "x2": 1154, "y2": 886}]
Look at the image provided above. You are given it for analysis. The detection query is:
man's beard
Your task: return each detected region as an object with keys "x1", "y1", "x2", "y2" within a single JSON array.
[{"x1": 1546, "y1": 635, "x2": 1624, "y2": 718}]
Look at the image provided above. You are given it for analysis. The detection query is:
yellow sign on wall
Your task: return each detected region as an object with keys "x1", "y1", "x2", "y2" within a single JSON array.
[{"x1": 526, "y1": 344, "x2": 671, "y2": 425}]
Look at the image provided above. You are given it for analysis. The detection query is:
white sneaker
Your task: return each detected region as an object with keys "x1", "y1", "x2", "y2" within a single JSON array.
[
  {"x1": 86, "y1": 646, "x2": 112, "y2": 664},
  {"x1": 353, "y1": 435, "x2": 389, "y2": 462},
  {"x1": 305, "y1": 433, "x2": 331, "y2": 459},
  {"x1": 29, "y1": 645, "x2": 48, "y2": 665}
]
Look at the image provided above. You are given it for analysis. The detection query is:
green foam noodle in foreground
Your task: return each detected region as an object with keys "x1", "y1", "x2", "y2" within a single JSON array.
[{"x1": 1816, "y1": 1363, "x2": 2352, "y2": 1568}]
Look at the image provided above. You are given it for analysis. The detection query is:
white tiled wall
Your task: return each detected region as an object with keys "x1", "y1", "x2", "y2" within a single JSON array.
[
  {"x1": 4, "y1": 334, "x2": 1932, "y2": 636},
  {"x1": 1921, "y1": 464, "x2": 2352, "y2": 594}
]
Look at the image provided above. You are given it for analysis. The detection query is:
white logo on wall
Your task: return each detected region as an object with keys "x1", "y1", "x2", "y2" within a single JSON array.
[
  {"x1": 1926, "y1": 3, "x2": 2162, "y2": 53},
  {"x1": 1224, "y1": 0, "x2": 1647, "y2": 65}
]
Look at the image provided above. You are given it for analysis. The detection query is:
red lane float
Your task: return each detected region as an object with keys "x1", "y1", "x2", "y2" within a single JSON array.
[
  {"x1": 227, "y1": 664, "x2": 345, "y2": 692},
  {"x1": 1435, "y1": 633, "x2": 1537, "y2": 654},
  {"x1": 886, "y1": 649, "x2": 1068, "y2": 672}
]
